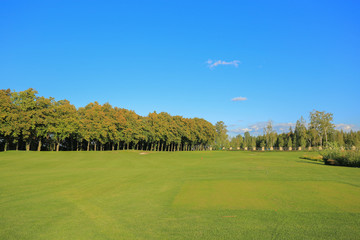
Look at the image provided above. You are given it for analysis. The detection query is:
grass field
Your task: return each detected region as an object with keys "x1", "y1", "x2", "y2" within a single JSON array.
[{"x1": 1, "y1": 151, "x2": 360, "y2": 240}]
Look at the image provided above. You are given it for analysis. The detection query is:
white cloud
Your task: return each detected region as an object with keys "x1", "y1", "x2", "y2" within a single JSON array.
[
  {"x1": 230, "y1": 127, "x2": 252, "y2": 134},
  {"x1": 274, "y1": 122, "x2": 296, "y2": 133},
  {"x1": 207, "y1": 59, "x2": 241, "y2": 69},
  {"x1": 335, "y1": 123, "x2": 359, "y2": 132},
  {"x1": 229, "y1": 122, "x2": 296, "y2": 135},
  {"x1": 232, "y1": 96, "x2": 247, "y2": 101}
]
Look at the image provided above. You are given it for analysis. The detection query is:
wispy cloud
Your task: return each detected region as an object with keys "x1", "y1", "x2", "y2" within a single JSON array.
[
  {"x1": 229, "y1": 122, "x2": 296, "y2": 135},
  {"x1": 335, "y1": 123, "x2": 359, "y2": 132},
  {"x1": 232, "y1": 97, "x2": 247, "y2": 101},
  {"x1": 207, "y1": 59, "x2": 241, "y2": 69},
  {"x1": 231, "y1": 127, "x2": 252, "y2": 133}
]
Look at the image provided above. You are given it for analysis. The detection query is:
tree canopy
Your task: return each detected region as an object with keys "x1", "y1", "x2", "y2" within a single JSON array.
[
  {"x1": 0, "y1": 89, "x2": 359, "y2": 151},
  {"x1": 0, "y1": 88, "x2": 215, "y2": 151}
]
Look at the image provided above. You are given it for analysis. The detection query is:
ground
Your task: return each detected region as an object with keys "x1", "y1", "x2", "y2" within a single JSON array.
[{"x1": 0, "y1": 151, "x2": 359, "y2": 240}]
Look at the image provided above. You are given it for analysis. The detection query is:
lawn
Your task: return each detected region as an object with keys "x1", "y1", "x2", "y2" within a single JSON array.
[{"x1": 0, "y1": 151, "x2": 359, "y2": 239}]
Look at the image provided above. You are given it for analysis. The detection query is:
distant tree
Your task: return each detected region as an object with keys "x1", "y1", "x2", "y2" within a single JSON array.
[
  {"x1": 310, "y1": 110, "x2": 335, "y2": 147},
  {"x1": 278, "y1": 135, "x2": 284, "y2": 148},
  {"x1": 287, "y1": 137, "x2": 292, "y2": 148},
  {"x1": 263, "y1": 120, "x2": 277, "y2": 148},
  {"x1": 336, "y1": 130, "x2": 345, "y2": 147},
  {"x1": 295, "y1": 116, "x2": 307, "y2": 148},
  {"x1": 230, "y1": 135, "x2": 243, "y2": 149},
  {"x1": 215, "y1": 121, "x2": 229, "y2": 149},
  {"x1": 244, "y1": 131, "x2": 251, "y2": 148}
]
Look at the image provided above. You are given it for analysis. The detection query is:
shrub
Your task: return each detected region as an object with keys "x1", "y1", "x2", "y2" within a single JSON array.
[{"x1": 321, "y1": 147, "x2": 360, "y2": 167}]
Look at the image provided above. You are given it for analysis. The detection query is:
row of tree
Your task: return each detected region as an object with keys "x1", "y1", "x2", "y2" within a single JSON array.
[
  {"x1": 215, "y1": 113, "x2": 360, "y2": 150},
  {"x1": 1, "y1": 88, "x2": 359, "y2": 152},
  {"x1": 0, "y1": 89, "x2": 215, "y2": 151}
]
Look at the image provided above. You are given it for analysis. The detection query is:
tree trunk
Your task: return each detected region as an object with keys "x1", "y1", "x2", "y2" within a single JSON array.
[
  {"x1": 325, "y1": 129, "x2": 328, "y2": 147},
  {"x1": 4, "y1": 140, "x2": 7, "y2": 152},
  {"x1": 126, "y1": 142, "x2": 129, "y2": 150},
  {"x1": 26, "y1": 141, "x2": 30, "y2": 151},
  {"x1": 112, "y1": 144, "x2": 115, "y2": 151},
  {"x1": 76, "y1": 142, "x2": 79, "y2": 151},
  {"x1": 37, "y1": 139, "x2": 42, "y2": 151},
  {"x1": 320, "y1": 136, "x2": 323, "y2": 147},
  {"x1": 56, "y1": 142, "x2": 60, "y2": 152},
  {"x1": 87, "y1": 141, "x2": 90, "y2": 151},
  {"x1": 16, "y1": 142, "x2": 19, "y2": 151},
  {"x1": 94, "y1": 142, "x2": 97, "y2": 151}
]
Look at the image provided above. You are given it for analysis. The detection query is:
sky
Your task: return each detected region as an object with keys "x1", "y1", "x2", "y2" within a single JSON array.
[{"x1": 1, "y1": 0, "x2": 359, "y2": 136}]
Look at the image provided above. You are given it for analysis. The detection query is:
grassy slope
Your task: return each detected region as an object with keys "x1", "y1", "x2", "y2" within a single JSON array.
[{"x1": 0, "y1": 151, "x2": 359, "y2": 240}]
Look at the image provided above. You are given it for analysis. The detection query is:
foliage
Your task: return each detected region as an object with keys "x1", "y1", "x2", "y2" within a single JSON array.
[
  {"x1": 320, "y1": 144, "x2": 360, "y2": 167},
  {"x1": 310, "y1": 110, "x2": 335, "y2": 147},
  {"x1": 0, "y1": 88, "x2": 215, "y2": 151},
  {"x1": 1, "y1": 88, "x2": 360, "y2": 151}
]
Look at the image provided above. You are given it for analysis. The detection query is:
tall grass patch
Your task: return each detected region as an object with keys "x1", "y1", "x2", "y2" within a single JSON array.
[{"x1": 321, "y1": 148, "x2": 360, "y2": 167}]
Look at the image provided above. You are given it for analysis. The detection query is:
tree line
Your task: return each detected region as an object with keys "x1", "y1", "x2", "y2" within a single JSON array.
[
  {"x1": 215, "y1": 113, "x2": 360, "y2": 150},
  {"x1": 1, "y1": 88, "x2": 359, "y2": 152},
  {"x1": 0, "y1": 88, "x2": 215, "y2": 151}
]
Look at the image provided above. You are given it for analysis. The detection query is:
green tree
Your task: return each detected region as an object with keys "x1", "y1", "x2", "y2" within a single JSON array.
[
  {"x1": 295, "y1": 116, "x2": 307, "y2": 148},
  {"x1": 0, "y1": 89, "x2": 13, "y2": 151},
  {"x1": 52, "y1": 100, "x2": 78, "y2": 151},
  {"x1": 11, "y1": 88, "x2": 39, "y2": 151},
  {"x1": 215, "y1": 121, "x2": 229, "y2": 149},
  {"x1": 310, "y1": 110, "x2": 335, "y2": 147}
]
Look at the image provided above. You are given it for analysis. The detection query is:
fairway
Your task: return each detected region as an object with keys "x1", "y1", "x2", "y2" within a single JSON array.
[
  {"x1": 174, "y1": 181, "x2": 360, "y2": 212},
  {"x1": 1, "y1": 151, "x2": 360, "y2": 240}
]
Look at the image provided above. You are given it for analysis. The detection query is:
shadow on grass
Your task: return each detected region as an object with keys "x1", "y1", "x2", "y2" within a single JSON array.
[{"x1": 296, "y1": 159, "x2": 324, "y2": 165}]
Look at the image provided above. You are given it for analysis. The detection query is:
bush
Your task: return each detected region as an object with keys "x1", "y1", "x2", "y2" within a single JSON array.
[{"x1": 320, "y1": 147, "x2": 360, "y2": 167}]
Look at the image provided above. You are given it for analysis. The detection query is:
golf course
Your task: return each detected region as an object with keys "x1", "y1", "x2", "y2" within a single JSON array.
[{"x1": 1, "y1": 151, "x2": 359, "y2": 239}]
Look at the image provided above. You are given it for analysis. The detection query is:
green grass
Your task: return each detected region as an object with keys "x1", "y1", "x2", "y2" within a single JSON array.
[{"x1": 0, "y1": 151, "x2": 360, "y2": 240}]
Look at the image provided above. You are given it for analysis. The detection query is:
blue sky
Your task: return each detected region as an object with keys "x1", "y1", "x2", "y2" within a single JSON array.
[{"x1": 1, "y1": 0, "x2": 359, "y2": 135}]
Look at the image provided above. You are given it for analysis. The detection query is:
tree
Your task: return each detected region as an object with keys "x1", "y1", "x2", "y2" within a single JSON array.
[
  {"x1": 295, "y1": 116, "x2": 307, "y2": 148},
  {"x1": 214, "y1": 121, "x2": 229, "y2": 149},
  {"x1": 264, "y1": 120, "x2": 276, "y2": 148},
  {"x1": 11, "y1": 88, "x2": 39, "y2": 151},
  {"x1": 0, "y1": 89, "x2": 12, "y2": 151},
  {"x1": 277, "y1": 134, "x2": 285, "y2": 148},
  {"x1": 52, "y1": 100, "x2": 78, "y2": 151},
  {"x1": 34, "y1": 96, "x2": 55, "y2": 151},
  {"x1": 287, "y1": 136, "x2": 292, "y2": 148},
  {"x1": 244, "y1": 131, "x2": 252, "y2": 148},
  {"x1": 310, "y1": 110, "x2": 335, "y2": 147}
]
